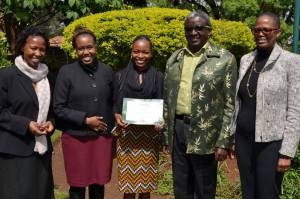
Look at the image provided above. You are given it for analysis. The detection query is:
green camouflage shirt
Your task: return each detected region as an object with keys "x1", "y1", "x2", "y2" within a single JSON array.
[{"x1": 163, "y1": 42, "x2": 237, "y2": 155}]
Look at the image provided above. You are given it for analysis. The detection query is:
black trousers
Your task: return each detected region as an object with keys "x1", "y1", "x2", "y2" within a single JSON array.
[
  {"x1": 235, "y1": 133, "x2": 283, "y2": 199},
  {"x1": 172, "y1": 118, "x2": 217, "y2": 199},
  {"x1": 69, "y1": 184, "x2": 104, "y2": 199}
]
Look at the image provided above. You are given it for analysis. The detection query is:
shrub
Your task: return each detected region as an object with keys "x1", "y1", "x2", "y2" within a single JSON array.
[
  {"x1": 0, "y1": 32, "x2": 11, "y2": 68},
  {"x1": 281, "y1": 148, "x2": 300, "y2": 199},
  {"x1": 62, "y1": 8, "x2": 255, "y2": 71}
]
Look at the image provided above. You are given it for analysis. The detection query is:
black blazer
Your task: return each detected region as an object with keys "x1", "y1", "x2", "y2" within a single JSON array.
[
  {"x1": 0, "y1": 66, "x2": 55, "y2": 156},
  {"x1": 53, "y1": 61, "x2": 114, "y2": 137}
]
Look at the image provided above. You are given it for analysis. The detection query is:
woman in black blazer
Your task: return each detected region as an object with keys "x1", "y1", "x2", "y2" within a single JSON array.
[
  {"x1": 0, "y1": 27, "x2": 55, "y2": 199},
  {"x1": 53, "y1": 28, "x2": 114, "y2": 199}
]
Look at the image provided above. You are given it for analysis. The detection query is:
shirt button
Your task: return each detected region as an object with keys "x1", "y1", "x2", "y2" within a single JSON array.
[
  {"x1": 92, "y1": 83, "x2": 97, "y2": 88},
  {"x1": 93, "y1": 97, "x2": 98, "y2": 102}
]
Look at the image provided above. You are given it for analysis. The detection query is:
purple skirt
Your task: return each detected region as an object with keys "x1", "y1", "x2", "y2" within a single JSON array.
[{"x1": 61, "y1": 133, "x2": 113, "y2": 187}]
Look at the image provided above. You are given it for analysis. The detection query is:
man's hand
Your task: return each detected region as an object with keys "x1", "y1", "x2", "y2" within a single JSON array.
[
  {"x1": 214, "y1": 147, "x2": 228, "y2": 161},
  {"x1": 229, "y1": 144, "x2": 236, "y2": 160}
]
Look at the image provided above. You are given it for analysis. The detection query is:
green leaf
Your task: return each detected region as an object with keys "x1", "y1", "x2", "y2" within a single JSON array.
[
  {"x1": 5, "y1": 0, "x2": 12, "y2": 6},
  {"x1": 66, "y1": 11, "x2": 79, "y2": 19},
  {"x1": 68, "y1": 0, "x2": 75, "y2": 7},
  {"x1": 15, "y1": 10, "x2": 31, "y2": 21}
]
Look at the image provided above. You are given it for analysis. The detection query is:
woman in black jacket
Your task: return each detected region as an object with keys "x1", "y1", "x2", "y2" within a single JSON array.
[
  {"x1": 0, "y1": 27, "x2": 55, "y2": 199},
  {"x1": 53, "y1": 28, "x2": 114, "y2": 199}
]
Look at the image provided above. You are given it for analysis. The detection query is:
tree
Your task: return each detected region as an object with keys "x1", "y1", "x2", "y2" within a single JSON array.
[
  {"x1": 172, "y1": 0, "x2": 294, "y2": 23},
  {"x1": 221, "y1": 0, "x2": 294, "y2": 24},
  {"x1": 0, "y1": 0, "x2": 123, "y2": 54}
]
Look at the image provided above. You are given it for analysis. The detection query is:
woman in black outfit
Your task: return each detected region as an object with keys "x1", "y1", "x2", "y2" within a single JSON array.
[
  {"x1": 113, "y1": 35, "x2": 164, "y2": 199},
  {"x1": 53, "y1": 28, "x2": 114, "y2": 199},
  {"x1": 0, "y1": 27, "x2": 55, "y2": 199},
  {"x1": 231, "y1": 12, "x2": 300, "y2": 199}
]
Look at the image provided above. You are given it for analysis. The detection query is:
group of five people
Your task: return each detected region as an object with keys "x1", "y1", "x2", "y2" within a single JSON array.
[{"x1": 0, "y1": 10, "x2": 299, "y2": 199}]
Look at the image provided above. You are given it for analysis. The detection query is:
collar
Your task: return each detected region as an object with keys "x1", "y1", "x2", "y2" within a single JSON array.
[{"x1": 184, "y1": 42, "x2": 209, "y2": 57}]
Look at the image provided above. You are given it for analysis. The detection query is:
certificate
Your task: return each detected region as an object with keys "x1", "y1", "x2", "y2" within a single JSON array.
[{"x1": 122, "y1": 98, "x2": 163, "y2": 125}]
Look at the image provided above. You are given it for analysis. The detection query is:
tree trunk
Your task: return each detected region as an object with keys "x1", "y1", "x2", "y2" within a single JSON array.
[
  {"x1": 4, "y1": 13, "x2": 19, "y2": 56},
  {"x1": 124, "y1": 0, "x2": 147, "y2": 7}
]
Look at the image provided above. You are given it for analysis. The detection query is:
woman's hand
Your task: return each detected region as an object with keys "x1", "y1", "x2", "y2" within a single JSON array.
[
  {"x1": 40, "y1": 121, "x2": 54, "y2": 134},
  {"x1": 277, "y1": 157, "x2": 292, "y2": 173},
  {"x1": 114, "y1": 113, "x2": 128, "y2": 128},
  {"x1": 28, "y1": 121, "x2": 46, "y2": 136},
  {"x1": 154, "y1": 119, "x2": 164, "y2": 132},
  {"x1": 85, "y1": 116, "x2": 107, "y2": 132}
]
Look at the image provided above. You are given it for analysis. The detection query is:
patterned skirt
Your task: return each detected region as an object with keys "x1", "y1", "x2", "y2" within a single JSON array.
[{"x1": 116, "y1": 125, "x2": 160, "y2": 193}]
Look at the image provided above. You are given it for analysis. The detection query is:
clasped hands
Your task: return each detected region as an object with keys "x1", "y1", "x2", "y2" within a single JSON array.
[{"x1": 29, "y1": 121, "x2": 54, "y2": 136}]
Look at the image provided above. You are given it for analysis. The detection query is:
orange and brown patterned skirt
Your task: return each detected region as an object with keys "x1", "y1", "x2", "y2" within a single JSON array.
[{"x1": 116, "y1": 125, "x2": 160, "y2": 193}]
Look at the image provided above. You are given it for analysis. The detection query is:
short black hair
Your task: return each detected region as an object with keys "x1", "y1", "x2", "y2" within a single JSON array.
[
  {"x1": 72, "y1": 27, "x2": 97, "y2": 48},
  {"x1": 132, "y1": 35, "x2": 153, "y2": 49},
  {"x1": 185, "y1": 10, "x2": 211, "y2": 27},
  {"x1": 257, "y1": 12, "x2": 280, "y2": 29},
  {"x1": 15, "y1": 26, "x2": 49, "y2": 57}
]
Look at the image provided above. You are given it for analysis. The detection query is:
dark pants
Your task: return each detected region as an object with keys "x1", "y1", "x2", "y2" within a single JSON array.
[
  {"x1": 172, "y1": 118, "x2": 217, "y2": 199},
  {"x1": 69, "y1": 184, "x2": 104, "y2": 199},
  {"x1": 0, "y1": 152, "x2": 54, "y2": 199},
  {"x1": 235, "y1": 133, "x2": 283, "y2": 199}
]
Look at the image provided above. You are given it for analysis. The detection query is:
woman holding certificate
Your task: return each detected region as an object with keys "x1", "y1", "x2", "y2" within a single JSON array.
[
  {"x1": 113, "y1": 35, "x2": 164, "y2": 199},
  {"x1": 53, "y1": 28, "x2": 114, "y2": 199}
]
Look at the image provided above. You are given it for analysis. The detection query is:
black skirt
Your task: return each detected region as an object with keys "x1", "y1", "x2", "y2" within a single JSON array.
[{"x1": 0, "y1": 152, "x2": 54, "y2": 199}]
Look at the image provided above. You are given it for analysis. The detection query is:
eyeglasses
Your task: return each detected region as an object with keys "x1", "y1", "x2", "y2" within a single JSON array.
[
  {"x1": 185, "y1": 25, "x2": 212, "y2": 32},
  {"x1": 252, "y1": 27, "x2": 279, "y2": 35}
]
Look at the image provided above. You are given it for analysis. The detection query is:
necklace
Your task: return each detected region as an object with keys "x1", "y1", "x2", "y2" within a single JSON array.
[
  {"x1": 252, "y1": 60, "x2": 265, "y2": 73},
  {"x1": 246, "y1": 60, "x2": 265, "y2": 98}
]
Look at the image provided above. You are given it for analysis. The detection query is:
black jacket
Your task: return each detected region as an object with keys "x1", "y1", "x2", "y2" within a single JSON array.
[
  {"x1": 53, "y1": 61, "x2": 114, "y2": 137},
  {"x1": 0, "y1": 66, "x2": 55, "y2": 156}
]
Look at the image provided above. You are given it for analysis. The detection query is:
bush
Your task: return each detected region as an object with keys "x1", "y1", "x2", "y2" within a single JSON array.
[
  {"x1": 281, "y1": 148, "x2": 300, "y2": 199},
  {"x1": 0, "y1": 32, "x2": 11, "y2": 68},
  {"x1": 62, "y1": 7, "x2": 255, "y2": 71}
]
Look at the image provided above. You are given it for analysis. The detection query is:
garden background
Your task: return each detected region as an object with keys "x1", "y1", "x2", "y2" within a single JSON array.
[{"x1": 0, "y1": 0, "x2": 299, "y2": 198}]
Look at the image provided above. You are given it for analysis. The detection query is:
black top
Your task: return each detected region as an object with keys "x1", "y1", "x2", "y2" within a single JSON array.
[
  {"x1": 53, "y1": 60, "x2": 114, "y2": 137},
  {"x1": 113, "y1": 61, "x2": 164, "y2": 114},
  {"x1": 236, "y1": 49, "x2": 271, "y2": 139},
  {"x1": 0, "y1": 66, "x2": 55, "y2": 156}
]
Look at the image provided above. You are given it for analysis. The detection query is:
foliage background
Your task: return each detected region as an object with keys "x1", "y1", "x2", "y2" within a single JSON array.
[
  {"x1": 0, "y1": 31, "x2": 11, "y2": 68},
  {"x1": 61, "y1": 7, "x2": 255, "y2": 71}
]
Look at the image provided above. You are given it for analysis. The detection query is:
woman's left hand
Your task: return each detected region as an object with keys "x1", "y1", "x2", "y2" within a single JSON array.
[
  {"x1": 154, "y1": 119, "x2": 164, "y2": 132},
  {"x1": 277, "y1": 157, "x2": 292, "y2": 173},
  {"x1": 154, "y1": 124, "x2": 164, "y2": 132},
  {"x1": 40, "y1": 121, "x2": 54, "y2": 134}
]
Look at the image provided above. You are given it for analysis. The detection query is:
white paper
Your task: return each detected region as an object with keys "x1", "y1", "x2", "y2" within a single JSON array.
[{"x1": 122, "y1": 98, "x2": 163, "y2": 125}]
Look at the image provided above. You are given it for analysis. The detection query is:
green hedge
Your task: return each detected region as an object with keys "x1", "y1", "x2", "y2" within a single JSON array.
[
  {"x1": 0, "y1": 32, "x2": 11, "y2": 68},
  {"x1": 62, "y1": 7, "x2": 255, "y2": 71}
]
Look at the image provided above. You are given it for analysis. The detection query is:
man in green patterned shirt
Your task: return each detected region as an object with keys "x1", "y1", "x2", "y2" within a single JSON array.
[{"x1": 164, "y1": 11, "x2": 237, "y2": 199}]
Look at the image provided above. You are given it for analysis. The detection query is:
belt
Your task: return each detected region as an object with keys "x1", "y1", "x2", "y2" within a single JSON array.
[{"x1": 175, "y1": 114, "x2": 191, "y2": 124}]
